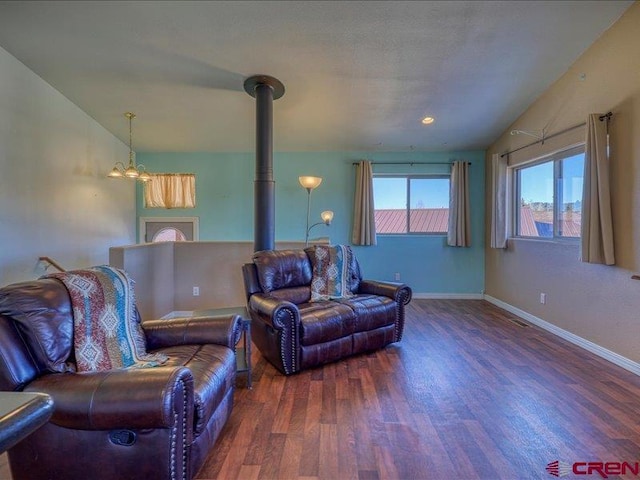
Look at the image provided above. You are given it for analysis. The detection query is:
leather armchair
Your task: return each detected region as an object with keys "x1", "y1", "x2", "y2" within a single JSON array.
[{"x1": 0, "y1": 277, "x2": 240, "y2": 480}]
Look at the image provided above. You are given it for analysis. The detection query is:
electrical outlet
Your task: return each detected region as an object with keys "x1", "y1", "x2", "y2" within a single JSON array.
[
  {"x1": 394, "y1": 272, "x2": 401, "y2": 281},
  {"x1": 193, "y1": 286, "x2": 200, "y2": 297},
  {"x1": 540, "y1": 293, "x2": 546, "y2": 304}
]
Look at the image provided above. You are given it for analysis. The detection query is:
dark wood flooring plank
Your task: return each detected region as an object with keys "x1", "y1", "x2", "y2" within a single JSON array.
[
  {"x1": 336, "y1": 398, "x2": 359, "y2": 480},
  {"x1": 318, "y1": 423, "x2": 338, "y2": 479},
  {"x1": 276, "y1": 434, "x2": 303, "y2": 480},
  {"x1": 257, "y1": 433, "x2": 286, "y2": 480}
]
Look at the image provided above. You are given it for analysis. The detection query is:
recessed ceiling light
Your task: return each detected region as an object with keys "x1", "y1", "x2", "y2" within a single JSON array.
[{"x1": 421, "y1": 116, "x2": 435, "y2": 125}]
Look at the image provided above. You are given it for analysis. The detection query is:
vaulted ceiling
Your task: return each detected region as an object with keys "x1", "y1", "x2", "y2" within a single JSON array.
[{"x1": 0, "y1": 1, "x2": 632, "y2": 152}]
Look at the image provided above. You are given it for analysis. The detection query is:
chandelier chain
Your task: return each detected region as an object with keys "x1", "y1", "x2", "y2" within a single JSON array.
[{"x1": 127, "y1": 112, "x2": 135, "y2": 163}]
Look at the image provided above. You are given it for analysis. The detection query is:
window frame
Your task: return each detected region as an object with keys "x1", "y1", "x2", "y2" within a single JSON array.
[
  {"x1": 373, "y1": 173, "x2": 451, "y2": 236},
  {"x1": 512, "y1": 145, "x2": 585, "y2": 242}
]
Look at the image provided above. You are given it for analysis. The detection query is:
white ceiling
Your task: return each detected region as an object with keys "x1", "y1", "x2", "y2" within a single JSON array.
[{"x1": 0, "y1": 1, "x2": 632, "y2": 153}]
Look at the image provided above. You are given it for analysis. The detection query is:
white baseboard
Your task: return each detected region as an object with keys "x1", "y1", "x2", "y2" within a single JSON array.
[
  {"x1": 483, "y1": 294, "x2": 640, "y2": 376},
  {"x1": 413, "y1": 293, "x2": 484, "y2": 300}
]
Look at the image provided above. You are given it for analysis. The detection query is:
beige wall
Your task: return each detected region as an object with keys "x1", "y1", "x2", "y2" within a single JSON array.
[
  {"x1": 110, "y1": 242, "x2": 174, "y2": 320},
  {"x1": 172, "y1": 242, "x2": 254, "y2": 312},
  {"x1": 0, "y1": 45, "x2": 135, "y2": 285},
  {"x1": 485, "y1": 3, "x2": 640, "y2": 363},
  {"x1": 111, "y1": 240, "x2": 326, "y2": 319}
]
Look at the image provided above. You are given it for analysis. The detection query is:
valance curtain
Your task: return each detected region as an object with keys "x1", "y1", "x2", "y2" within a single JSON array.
[
  {"x1": 351, "y1": 160, "x2": 377, "y2": 246},
  {"x1": 581, "y1": 114, "x2": 615, "y2": 265},
  {"x1": 144, "y1": 173, "x2": 196, "y2": 209},
  {"x1": 490, "y1": 153, "x2": 508, "y2": 248},
  {"x1": 447, "y1": 161, "x2": 471, "y2": 247}
]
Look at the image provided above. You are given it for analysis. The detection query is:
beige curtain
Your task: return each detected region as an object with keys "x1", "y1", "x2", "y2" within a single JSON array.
[
  {"x1": 490, "y1": 153, "x2": 508, "y2": 248},
  {"x1": 447, "y1": 161, "x2": 471, "y2": 247},
  {"x1": 351, "y1": 160, "x2": 376, "y2": 246},
  {"x1": 144, "y1": 173, "x2": 196, "y2": 209},
  {"x1": 581, "y1": 114, "x2": 614, "y2": 265}
]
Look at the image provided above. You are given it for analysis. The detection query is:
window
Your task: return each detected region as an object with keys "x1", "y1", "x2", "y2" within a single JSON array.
[
  {"x1": 515, "y1": 146, "x2": 584, "y2": 239},
  {"x1": 139, "y1": 217, "x2": 199, "y2": 243},
  {"x1": 373, "y1": 175, "x2": 450, "y2": 234}
]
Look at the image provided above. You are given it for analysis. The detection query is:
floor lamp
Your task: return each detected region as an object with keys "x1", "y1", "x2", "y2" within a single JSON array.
[{"x1": 299, "y1": 176, "x2": 332, "y2": 246}]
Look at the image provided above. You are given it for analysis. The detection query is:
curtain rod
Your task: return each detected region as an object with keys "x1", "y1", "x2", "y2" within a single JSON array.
[
  {"x1": 351, "y1": 161, "x2": 471, "y2": 166},
  {"x1": 500, "y1": 112, "x2": 612, "y2": 158}
]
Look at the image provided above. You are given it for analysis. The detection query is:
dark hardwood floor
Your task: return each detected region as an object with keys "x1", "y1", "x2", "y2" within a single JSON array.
[
  {"x1": 2, "y1": 299, "x2": 640, "y2": 479},
  {"x1": 197, "y1": 299, "x2": 640, "y2": 480}
]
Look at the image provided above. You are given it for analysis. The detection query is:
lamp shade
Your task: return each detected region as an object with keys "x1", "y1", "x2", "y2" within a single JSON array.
[
  {"x1": 321, "y1": 210, "x2": 334, "y2": 224},
  {"x1": 124, "y1": 163, "x2": 139, "y2": 178},
  {"x1": 299, "y1": 176, "x2": 322, "y2": 190},
  {"x1": 108, "y1": 166, "x2": 124, "y2": 178}
]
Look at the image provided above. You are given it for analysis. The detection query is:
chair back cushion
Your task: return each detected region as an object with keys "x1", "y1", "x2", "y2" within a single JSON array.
[
  {"x1": 0, "y1": 315, "x2": 40, "y2": 390},
  {"x1": 241, "y1": 263, "x2": 262, "y2": 300},
  {"x1": 0, "y1": 278, "x2": 75, "y2": 374},
  {"x1": 252, "y1": 250, "x2": 312, "y2": 293}
]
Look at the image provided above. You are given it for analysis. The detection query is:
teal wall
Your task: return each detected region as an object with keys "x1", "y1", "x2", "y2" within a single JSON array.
[{"x1": 137, "y1": 151, "x2": 485, "y2": 294}]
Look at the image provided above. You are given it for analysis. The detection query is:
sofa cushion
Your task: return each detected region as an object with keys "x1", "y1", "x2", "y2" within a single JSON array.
[
  {"x1": 307, "y1": 245, "x2": 355, "y2": 302},
  {"x1": 298, "y1": 302, "x2": 356, "y2": 346},
  {"x1": 0, "y1": 279, "x2": 75, "y2": 373},
  {"x1": 253, "y1": 250, "x2": 312, "y2": 293},
  {"x1": 155, "y1": 343, "x2": 235, "y2": 436},
  {"x1": 336, "y1": 294, "x2": 396, "y2": 332}
]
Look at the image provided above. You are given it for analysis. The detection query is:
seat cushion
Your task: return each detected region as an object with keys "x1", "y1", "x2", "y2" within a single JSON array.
[
  {"x1": 153, "y1": 344, "x2": 235, "y2": 436},
  {"x1": 298, "y1": 302, "x2": 356, "y2": 346},
  {"x1": 336, "y1": 294, "x2": 396, "y2": 332}
]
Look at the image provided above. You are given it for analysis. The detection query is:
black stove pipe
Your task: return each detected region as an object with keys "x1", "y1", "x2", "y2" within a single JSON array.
[{"x1": 244, "y1": 75, "x2": 285, "y2": 252}]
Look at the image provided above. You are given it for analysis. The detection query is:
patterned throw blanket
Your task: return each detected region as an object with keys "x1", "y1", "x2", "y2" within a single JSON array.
[
  {"x1": 46, "y1": 266, "x2": 168, "y2": 372},
  {"x1": 310, "y1": 244, "x2": 355, "y2": 302}
]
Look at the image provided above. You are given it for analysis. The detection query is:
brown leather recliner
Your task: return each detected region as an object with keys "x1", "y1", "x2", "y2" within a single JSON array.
[
  {"x1": 0, "y1": 277, "x2": 240, "y2": 480},
  {"x1": 242, "y1": 247, "x2": 412, "y2": 375}
]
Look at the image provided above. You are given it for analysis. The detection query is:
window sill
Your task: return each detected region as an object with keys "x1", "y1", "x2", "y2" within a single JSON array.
[
  {"x1": 377, "y1": 233, "x2": 447, "y2": 237},
  {"x1": 510, "y1": 236, "x2": 580, "y2": 246}
]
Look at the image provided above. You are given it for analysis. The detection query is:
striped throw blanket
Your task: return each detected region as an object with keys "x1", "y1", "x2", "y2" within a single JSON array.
[{"x1": 46, "y1": 266, "x2": 168, "y2": 372}]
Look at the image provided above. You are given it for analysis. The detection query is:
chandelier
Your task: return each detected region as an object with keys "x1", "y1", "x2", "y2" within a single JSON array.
[{"x1": 108, "y1": 112, "x2": 151, "y2": 181}]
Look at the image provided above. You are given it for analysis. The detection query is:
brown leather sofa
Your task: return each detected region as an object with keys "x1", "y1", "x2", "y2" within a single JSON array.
[
  {"x1": 242, "y1": 247, "x2": 412, "y2": 375},
  {"x1": 0, "y1": 277, "x2": 240, "y2": 480}
]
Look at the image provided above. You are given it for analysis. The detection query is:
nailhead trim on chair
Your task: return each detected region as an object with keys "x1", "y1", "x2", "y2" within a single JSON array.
[
  {"x1": 279, "y1": 308, "x2": 297, "y2": 375},
  {"x1": 182, "y1": 386, "x2": 188, "y2": 480},
  {"x1": 170, "y1": 410, "x2": 177, "y2": 480},
  {"x1": 291, "y1": 315, "x2": 298, "y2": 373},
  {"x1": 168, "y1": 377, "x2": 189, "y2": 480},
  {"x1": 393, "y1": 287, "x2": 412, "y2": 342}
]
